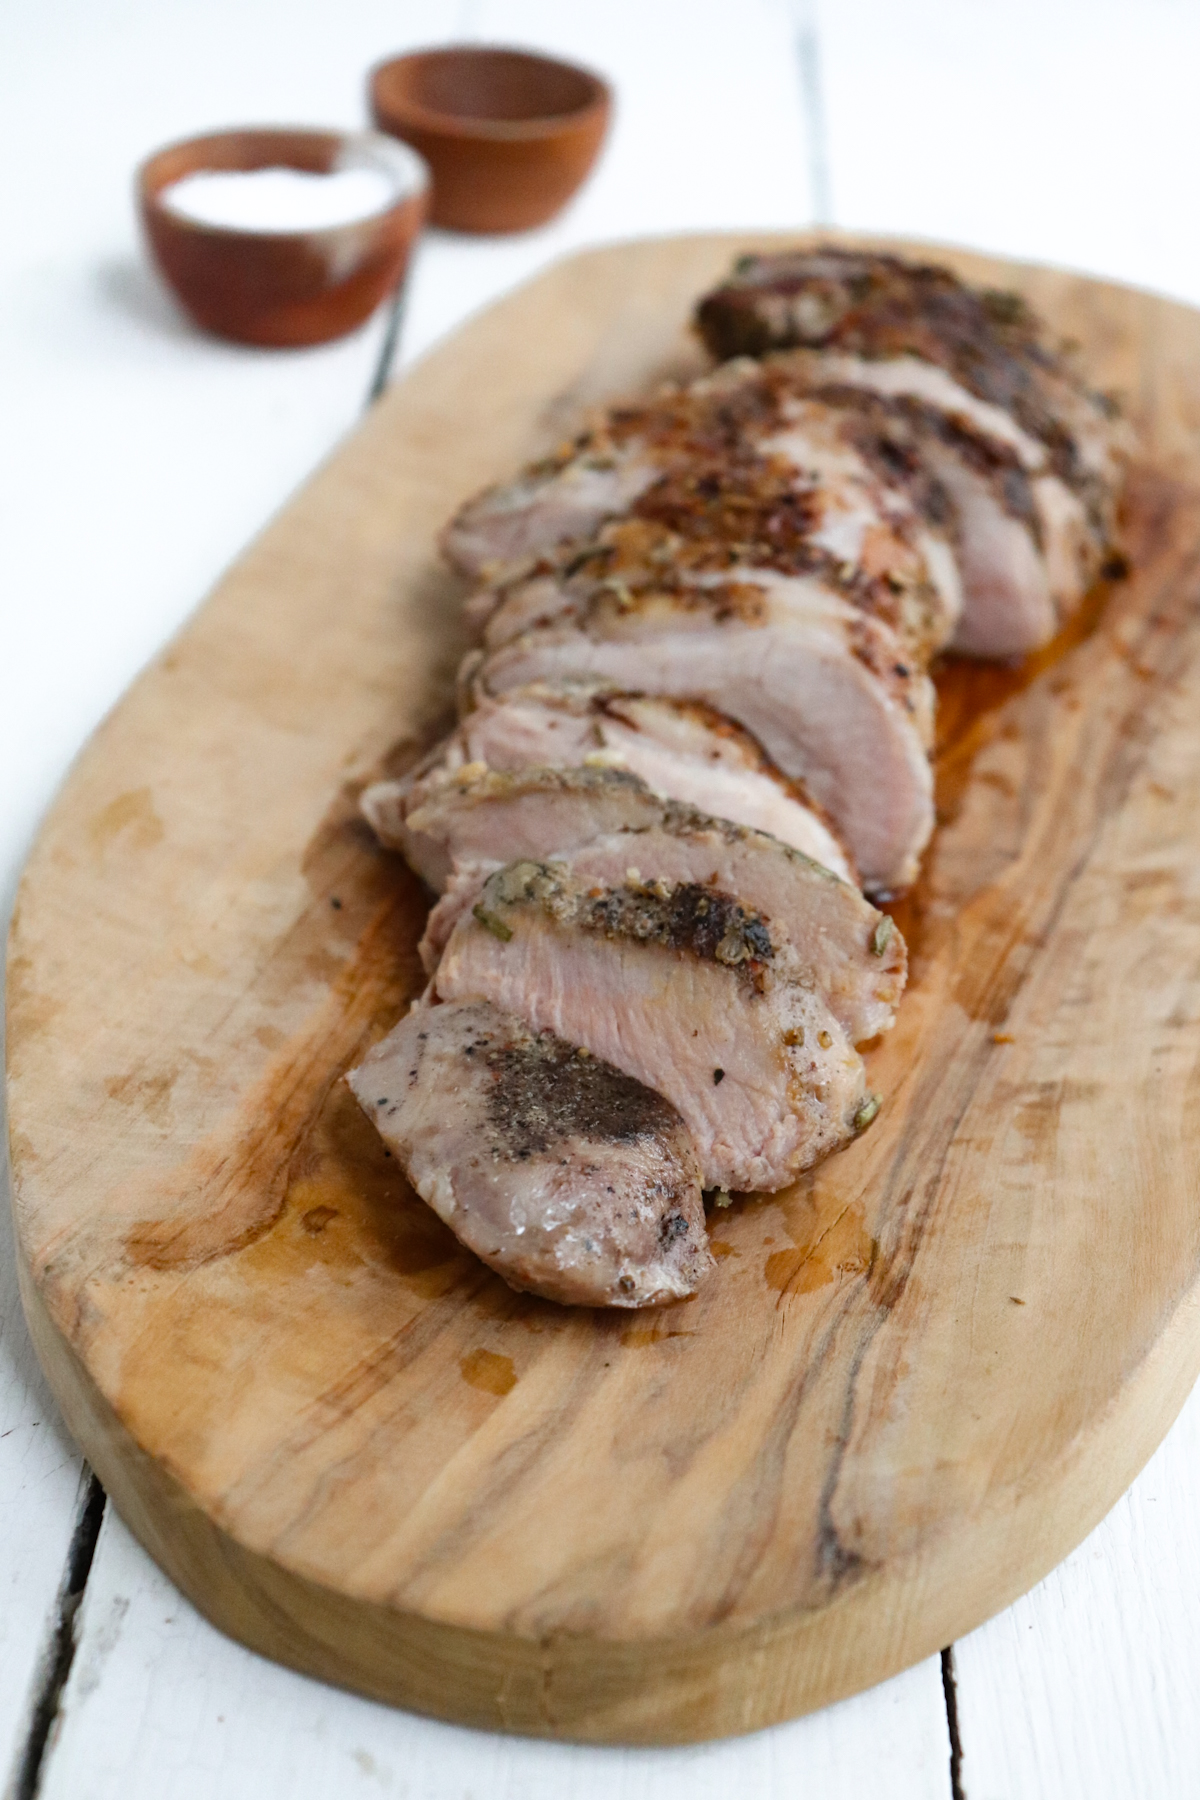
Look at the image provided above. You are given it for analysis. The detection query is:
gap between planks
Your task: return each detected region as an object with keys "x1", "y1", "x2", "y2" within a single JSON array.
[
  {"x1": 8, "y1": 1473, "x2": 106, "y2": 1800},
  {"x1": 790, "y1": 0, "x2": 833, "y2": 225},
  {"x1": 941, "y1": 1647, "x2": 966, "y2": 1800}
]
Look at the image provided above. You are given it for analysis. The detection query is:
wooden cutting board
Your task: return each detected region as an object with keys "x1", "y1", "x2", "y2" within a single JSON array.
[{"x1": 9, "y1": 233, "x2": 1200, "y2": 1745}]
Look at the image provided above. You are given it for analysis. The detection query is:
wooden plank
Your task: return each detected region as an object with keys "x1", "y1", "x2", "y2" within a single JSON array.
[
  {"x1": 40, "y1": 1511, "x2": 951, "y2": 1800},
  {"x1": 9, "y1": 232, "x2": 1200, "y2": 1744},
  {"x1": 950, "y1": 1376, "x2": 1200, "y2": 1799}
]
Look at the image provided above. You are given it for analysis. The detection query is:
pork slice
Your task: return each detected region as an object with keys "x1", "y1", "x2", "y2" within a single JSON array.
[
  {"x1": 441, "y1": 449, "x2": 660, "y2": 580},
  {"x1": 761, "y1": 349, "x2": 1099, "y2": 655},
  {"x1": 436, "y1": 863, "x2": 877, "y2": 1192},
  {"x1": 926, "y1": 441, "x2": 1056, "y2": 657},
  {"x1": 883, "y1": 424, "x2": 1094, "y2": 657},
  {"x1": 472, "y1": 512, "x2": 948, "y2": 670},
  {"x1": 741, "y1": 386, "x2": 961, "y2": 656},
  {"x1": 586, "y1": 692, "x2": 854, "y2": 877},
  {"x1": 364, "y1": 682, "x2": 855, "y2": 883},
  {"x1": 772, "y1": 348, "x2": 1050, "y2": 468},
  {"x1": 1030, "y1": 471, "x2": 1099, "y2": 620},
  {"x1": 695, "y1": 248, "x2": 1130, "y2": 547},
  {"x1": 555, "y1": 831, "x2": 901, "y2": 1043},
  {"x1": 475, "y1": 578, "x2": 935, "y2": 895},
  {"x1": 348, "y1": 999, "x2": 711, "y2": 1307},
  {"x1": 450, "y1": 355, "x2": 961, "y2": 658},
  {"x1": 394, "y1": 764, "x2": 904, "y2": 1040},
  {"x1": 364, "y1": 763, "x2": 663, "y2": 892},
  {"x1": 469, "y1": 569, "x2": 585, "y2": 645}
]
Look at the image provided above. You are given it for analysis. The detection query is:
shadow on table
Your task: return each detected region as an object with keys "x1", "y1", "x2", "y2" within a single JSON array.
[{"x1": 92, "y1": 256, "x2": 192, "y2": 344}]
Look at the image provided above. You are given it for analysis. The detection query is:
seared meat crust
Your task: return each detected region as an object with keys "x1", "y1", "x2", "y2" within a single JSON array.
[
  {"x1": 694, "y1": 247, "x2": 1126, "y2": 503},
  {"x1": 454, "y1": 356, "x2": 959, "y2": 665},
  {"x1": 694, "y1": 250, "x2": 1131, "y2": 655},
  {"x1": 349, "y1": 999, "x2": 711, "y2": 1307},
  {"x1": 362, "y1": 763, "x2": 905, "y2": 1040},
  {"x1": 436, "y1": 862, "x2": 876, "y2": 1191},
  {"x1": 751, "y1": 355, "x2": 1100, "y2": 657}
]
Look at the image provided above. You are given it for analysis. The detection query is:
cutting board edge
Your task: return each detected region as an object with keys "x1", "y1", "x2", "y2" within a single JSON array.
[
  {"x1": 17, "y1": 1220, "x2": 1200, "y2": 1745},
  {"x1": 10, "y1": 231, "x2": 1200, "y2": 1741}
]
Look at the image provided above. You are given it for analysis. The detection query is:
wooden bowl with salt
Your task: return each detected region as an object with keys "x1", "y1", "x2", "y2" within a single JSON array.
[{"x1": 138, "y1": 127, "x2": 429, "y2": 348}]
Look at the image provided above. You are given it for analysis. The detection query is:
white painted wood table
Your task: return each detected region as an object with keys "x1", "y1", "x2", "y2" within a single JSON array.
[{"x1": 3, "y1": 2, "x2": 1199, "y2": 1793}]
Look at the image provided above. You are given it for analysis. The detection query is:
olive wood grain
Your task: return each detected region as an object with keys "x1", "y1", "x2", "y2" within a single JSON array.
[{"x1": 8, "y1": 233, "x2": 1200, "y2": 1743}]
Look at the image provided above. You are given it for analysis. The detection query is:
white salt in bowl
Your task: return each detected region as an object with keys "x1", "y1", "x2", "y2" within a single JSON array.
[{"x1": 138, "y1": 127, "x2": 429, "y2": 347}]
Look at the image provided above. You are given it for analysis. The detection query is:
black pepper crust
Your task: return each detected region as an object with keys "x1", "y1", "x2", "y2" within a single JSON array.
[
  {"x1": 579, "y1": 880, "x2": 775, "y2": 966},
  {"x1": 798, "y1": 379, "x2": 1043, "y2": 543},
  {"x1": 477, "y1": 861, "x2": 779, "y2": 987},
  {"x1": 492, "y1": 352, "x2": 945, "y2": 647},
  {"x1": 693, "y1": 247, "x2": 1116, "y2": 502},
  {"x1": 471, "y1": 1022, "x2": 684, "y2": 1159}
]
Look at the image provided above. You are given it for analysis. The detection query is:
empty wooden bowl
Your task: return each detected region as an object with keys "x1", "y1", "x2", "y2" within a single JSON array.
[
  {"x1": 138, "y1": 128, "x2": 429, "y2": 348},
  {"x1": 369, "y1": 46, "x2": 610, "y2": 233}
]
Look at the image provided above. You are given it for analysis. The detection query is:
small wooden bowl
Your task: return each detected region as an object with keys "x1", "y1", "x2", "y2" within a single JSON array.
[
  {"x1": 370, "y1": 46, "x2": 610, "y2": 234},
  {"x1": 138, "y1": 128, "x2": 429, "y2": 348}
]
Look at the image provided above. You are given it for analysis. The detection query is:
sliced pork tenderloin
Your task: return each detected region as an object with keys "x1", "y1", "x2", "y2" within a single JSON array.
[
  {"x1": 756, "y1": 350, "x2": 1098, "y2": 657},
  {"x1": 348, "y1": 999, "x2": 711, "y2": 1307},
  {"x1": 435, "y1": 862, "x2": 879, "y2": 1192},
  {"x1": 364, "y1": 763, "x2": 664, "y2": 893},
  {"x1": 448, "y1": 356, "x2": 961, "y2": 661},
  {"x1": 363, "y1": 682, "x2": 855, "y2": 882},
  {"x1": 474, "y1": 575, "x2": 935, "y2": 895},
  {"x1": 442, "y1": 451, "x2": 660, "y2": 581},
  {"x1": 695, "y1": 248, "x2": 1129, "y2": 561},
  {"x1": 370, "y1": 764, "x2": 905, "y2": 1038}
]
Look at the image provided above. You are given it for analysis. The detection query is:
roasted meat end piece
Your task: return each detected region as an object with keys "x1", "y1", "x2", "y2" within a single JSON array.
[
  {"x1": 348, "y1": 1000, "x2": 711, "y2": 1308},
  {"x1": 474, "y1": 576, "x2": 935, "y2": 895},
  {"x1": 695, "y1": 248, "x2": 1129, "y2": 535},
  {"x1": 365, "y1": 762, "x2": 904, "y2": 1041},
  {"x1": 380, "y1": 681, "x2": 856, "y2": 882},
  {"x1": 435, "y1": 862, "x2": 878, "y2": 1192}
]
